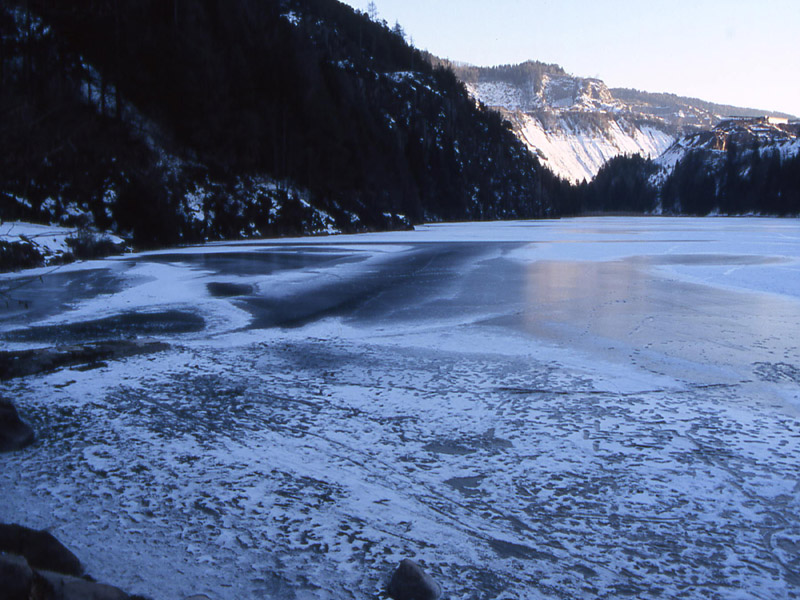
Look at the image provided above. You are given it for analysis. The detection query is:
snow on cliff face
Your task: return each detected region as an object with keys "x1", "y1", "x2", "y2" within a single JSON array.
[
  {"x1": 506, "y1": 111, "x2": 674, "y2": 183},
  {"x1": 465, "y1": 72, "x2": 675, "y2": 182},
  {"x1": 541, "y1": 74, "x2": 620, "y2": 111},
  {"x1": 467, "y1": 81, "x2": 537, "y2": 113},
  {"x1": 466, "y1": 73, "x2": 623, "y2": 116},
  {"x1": 653, "y1": 118, "x2": 800, "y2": 184}
]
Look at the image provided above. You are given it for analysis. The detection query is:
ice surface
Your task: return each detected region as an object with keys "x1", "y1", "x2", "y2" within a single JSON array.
[{"x1": 1, "y1": 217, "x2": 799, "y2": 599}]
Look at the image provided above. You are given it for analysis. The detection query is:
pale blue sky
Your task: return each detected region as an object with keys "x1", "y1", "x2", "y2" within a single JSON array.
[{"x1": 339, "y1": 0, "x2": 800, "y2": 116}]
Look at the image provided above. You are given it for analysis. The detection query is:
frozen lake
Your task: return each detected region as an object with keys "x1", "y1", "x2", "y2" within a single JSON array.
[{"x1": 2, "y1": 217, "x2": 800, "y2": 599}]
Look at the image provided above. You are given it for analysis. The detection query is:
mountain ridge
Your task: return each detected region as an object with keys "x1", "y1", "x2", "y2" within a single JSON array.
[
  {"x1": 447, "y1": 58, "x2": 795, "y2": 182},
  {"x1": 611, "y1": 87, "x2": 796, "y2": 124}
]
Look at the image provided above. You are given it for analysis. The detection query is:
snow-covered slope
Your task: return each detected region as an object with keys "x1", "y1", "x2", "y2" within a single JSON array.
[
  {"x1": 506, "y1": 111, "x2": 673, "y2": 184},
  {"x1": 465, "y1": 75, "x2": 621, "y2": 115}
]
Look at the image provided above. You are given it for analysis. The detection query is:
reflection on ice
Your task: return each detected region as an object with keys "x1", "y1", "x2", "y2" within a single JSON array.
[{"x1": 521, "y1": 257, "x2": 800, "y2": 386}]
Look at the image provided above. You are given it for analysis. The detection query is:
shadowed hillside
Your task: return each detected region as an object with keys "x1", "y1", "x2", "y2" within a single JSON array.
[{"x1": 0, "y1": 0, "x2": 570, "y2": 248}]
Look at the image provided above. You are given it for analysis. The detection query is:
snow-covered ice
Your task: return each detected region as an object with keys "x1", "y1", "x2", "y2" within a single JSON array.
[{"x1": 1, "y1": 217, "x2": 799, "y2": 599}]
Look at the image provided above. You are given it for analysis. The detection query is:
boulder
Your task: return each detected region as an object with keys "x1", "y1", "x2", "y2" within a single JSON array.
[
  {"x1": 387, "y1": 558, "x2": 442, "y2": 600},
  {"x1": 38, "y1": 569, "x2": 130, "y2": 600},
  {"x1": 0, "y1": 524, "x2": 83, "y2": 577},
  {"x1": 0, "y1": 552, "x2": 34, "y2": 600},
  {"x1": 0, "y1": 528, "x2": 147, "y2": 600},
  {"x1": 0, "y1": 398, "x2": 35, "y2": 452}
]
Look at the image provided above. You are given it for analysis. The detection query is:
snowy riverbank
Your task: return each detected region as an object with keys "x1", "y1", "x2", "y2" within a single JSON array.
[{"x1": 0, "y1": 222, "x2": 126, "y2": 272}]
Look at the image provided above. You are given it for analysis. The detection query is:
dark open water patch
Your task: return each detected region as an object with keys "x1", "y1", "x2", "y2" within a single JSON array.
[
  {"x1": 238, "y1": 243, "x2": 501, "y2": 329},
  {"x1": 207, "y1": 282, "x2": 254, "y2": 297},
  {"x1": 2, "y1": 310, "x2": 204, "y2": 344},
  {"x1": 0, "y1": 340, "x2": 169, "y2": 380},
  {"x1": 0, "y1": 268, "x2": 124, "y2": 326},
  {"x1": 145, "y1": 249, "x2": 363, "y2": 277}
]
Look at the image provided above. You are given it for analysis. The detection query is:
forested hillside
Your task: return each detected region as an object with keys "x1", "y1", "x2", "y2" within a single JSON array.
[
  {"x1": 1, "y1": 0, "x2": 568, "y2": 248},
  {"x1": 578, "y1": 119, "x2": 800, "y2": 216}
]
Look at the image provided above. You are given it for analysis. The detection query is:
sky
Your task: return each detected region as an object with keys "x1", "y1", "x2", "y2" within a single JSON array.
[{"x1": 338, "y1": 0, "x2": 800, "y2": 117}]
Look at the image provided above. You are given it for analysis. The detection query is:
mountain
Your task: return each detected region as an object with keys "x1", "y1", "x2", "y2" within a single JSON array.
[
  {"x1": 447, "y1": 60, "x2": 795, "y2": 183},
  {"x1": 654, "y1": 116, "x2": 800, "y2": 178},
  {"x1": 581, "y1": 117, "x2": 800, "y2": 216},
  {"x1": 654, "y1": 117, "x2": 800, "y2": 215},
  {"x1": 0, "y1": 0, "x2": 567, "y2": 252}
]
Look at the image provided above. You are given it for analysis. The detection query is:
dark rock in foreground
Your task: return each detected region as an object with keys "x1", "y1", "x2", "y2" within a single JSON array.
[
  {"x1": 0, "y1": 524, "x2": 83, "y2": 577},
  {"x1": 0, "y1": 398, "x2": 35, "y2": 452},
  {"x1": 0, "y1": 552, "x2": 134, "y2": 600},
  {"x1": 0, "y1": 340, "x2": 169, "y2": 380},
  {"x1": 37, "y1": 568, "x2": 132, "y2": 600},
  {"x1": 387, "y1": 558, "x2": 442, "y2": 600},
  {"x1": 0, "y1": 525, "x2": 151, "y2": 600},
  {"x1": 0, "y1": 552, "x2": 34, "y2": 600}
]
